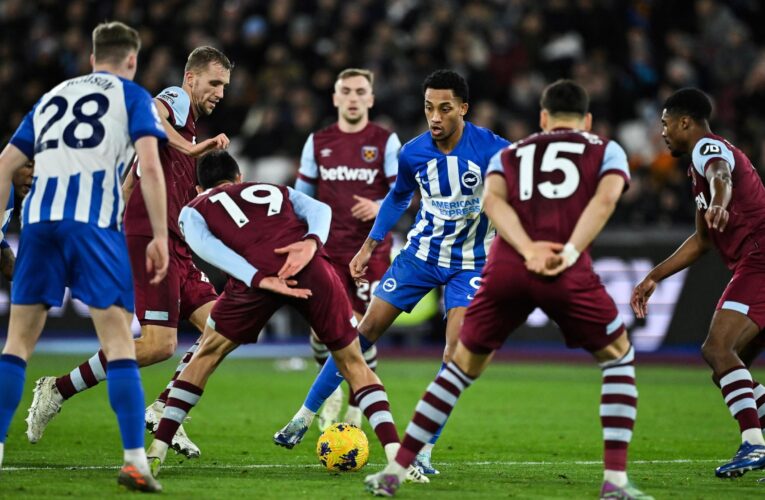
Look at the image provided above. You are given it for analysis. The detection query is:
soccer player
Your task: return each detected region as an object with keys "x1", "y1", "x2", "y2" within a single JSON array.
[
  {"x1": 364, "y1": 79, "x2": 653, "y2": 499},
  {"x1": 0, "y1": 21, "x2": 168, "y2": 492},
  {"x1": 295, "y1": 68, "x2": 400, "y2": 430},
  {"x1": 275, "y1": 69, "x2": 509, "y2": 474},
  {"x1": 144, "y1": 151, "x2": 424, "y2": 484},
  {"x1": 0, "y1": 161, "x2": 34, "y2": 281},
  {"x1": 26, "y1": 47, "x2": 232, "y2": 459},
  {"x1": 632, "y1": 88, "x2": 765, "y2": 478}
]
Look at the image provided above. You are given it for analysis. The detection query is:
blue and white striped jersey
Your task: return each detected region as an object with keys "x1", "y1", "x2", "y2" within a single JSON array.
[
  {"x1": 370, "y1": 122, "x2": 510, "y2": 270},
  {"x1": 9, "y1": 71, "x2": 166, "y2": 230}
]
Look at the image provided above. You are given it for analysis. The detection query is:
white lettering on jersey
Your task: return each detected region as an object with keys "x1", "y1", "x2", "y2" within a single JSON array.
[
  {"x1": 319, "y1": 165, "x2": 379, "y2": 184},
  {"x1": 695, "y1": 192, "x2": 708, "y2": 211}
]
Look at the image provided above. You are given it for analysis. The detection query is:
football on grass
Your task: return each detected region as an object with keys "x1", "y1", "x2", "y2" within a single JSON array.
[{"x1": 316, "y1": 423, "x2": 369, "y2": 472}]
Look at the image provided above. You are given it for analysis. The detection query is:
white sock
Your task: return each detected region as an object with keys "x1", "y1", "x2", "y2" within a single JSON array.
[
  {"x1": 124, "y1": 448, "x2": 150, "y2": 475},
  {"x1": 384, "y1": 460, "x2": 408, "y2": 480},
  {"x1": 421, "y1": 443, "x2": 434, "y2": 455},
  {"x1": 296, "y1": 405, "x2": 315, "y2": 424},
  {"x1": 0, "y1": 442, "x2": 4, "y2": 468},
  {"x1": 742, "y1": 428, "x2": 765, "y2": 446},
  {"x1": 603, "y1": 470, "x2": 628, "y2": 487},
  {"x1": 147, "y1": 439, "x2": 169, "y2": 462},
  {"x1": 384, "y1": 442, "x2": 401, "y2": 463}
]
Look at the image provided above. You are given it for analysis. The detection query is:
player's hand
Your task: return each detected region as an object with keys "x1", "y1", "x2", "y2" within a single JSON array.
[
  {"x1": 350, "y1": 195, "x2": 379, "y2": 222},
  {"x1": 0, "y1": 247, "x2": 15, "y2": 282},
  {"x1": 631, "y1": 276, "x2": 657, "y2": 319},
  {"x1": 705, "y1": 205, "x2": 729, "y2": 232},
  {"x1": 190, "y1": 133, "x2": 230, "y2": 157},
  {"x1": 146, "y1": 237, "x2": 169, "y2": 285},
  {"x1": 523, "y1": 241, "x2": 565, "y2": 276},
  {"x1": 274, "y1": 239, "x2": 318, "y2": 279},
  {"x1": 350, "y1": 247, "x2": 372, "y2": 285},
  {"x1": 259, "y1": 277, "x2": 312, "y2": 299}
]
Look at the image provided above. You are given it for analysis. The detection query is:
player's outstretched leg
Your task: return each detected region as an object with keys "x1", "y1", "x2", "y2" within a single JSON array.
[
  {"x1": 310, "y1": 334, "x2": 344, "y2": 432},
  {"x1": 274, "y1": 334, "x2": 375, "y2": 448},
  {"x1": 145, "y1": 336, "x2": 202, "y2": 459},
  {"x1": 344, "y1": 344, "x2": 378, "y2": 428},
  {"x1": 146, "y1": 327, "x2": 237, "y2": 477},
  {"x1": 596, "y1": 342, "x2": 652, "y2": 499}
]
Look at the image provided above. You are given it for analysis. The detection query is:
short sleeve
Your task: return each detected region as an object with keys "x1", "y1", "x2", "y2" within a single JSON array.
[
  {"x1": 599, "y1": 141, "x2": 631, "y2": 182},
  {"x1": 691, "y1": 138, "x2": 735, "y2": 176},
  {"x1": 486, "y1": 149, "x2": 505, "y2": 177},
  {"x1": 297, "y1": 134, "x2": 318, "y2": 183},
  {"x1": 155, "y1": 86, "x2": 191, "y2": 127},
  {"x1": 384, "y1": 133, "x2": 401, "y2": 183},
  {"x1": 9, "y1": 99, "x2": 41, "y2": 158},
  {"x1": 123, "y1": 81, "x2": 167, "y2": 144}
]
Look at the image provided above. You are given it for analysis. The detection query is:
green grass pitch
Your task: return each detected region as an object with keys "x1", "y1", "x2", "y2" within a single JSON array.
[{"x1": 1, "y1": 355, "x2": 763, "y2": 498}]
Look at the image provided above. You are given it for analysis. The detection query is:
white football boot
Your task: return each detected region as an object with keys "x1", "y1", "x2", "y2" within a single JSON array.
[
  {"x1": 145, "y1": 401, "x2": 200, "y2": 459},
  {"x1": 317, "y1": 386, "x2": 344, "y2": 432},
  {"x1": 25, "y1": 377, "x2": 64, "y2": 443},
  {"x1": 343, "y1": 405, "x2": 363, "y2": 428}
]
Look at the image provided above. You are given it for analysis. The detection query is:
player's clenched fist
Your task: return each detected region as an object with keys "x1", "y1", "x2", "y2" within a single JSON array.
[
  {"x1": 146, "y1": 236, "x2": 169, "y2": 285},
  {"x1": 705, "y1": 205, "x2": 729, "y2": 232},
  {"x1": 190, "y1": 133, "x2": 230, "y2": 157}
]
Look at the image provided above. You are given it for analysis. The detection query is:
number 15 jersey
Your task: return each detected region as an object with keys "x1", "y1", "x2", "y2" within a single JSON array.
[
  {"x1": 489, "y1": 128, "x2": 629, "y2": 260},
  {"x1": 9, "y1": 71, "x2": 166, "y2": 230}
]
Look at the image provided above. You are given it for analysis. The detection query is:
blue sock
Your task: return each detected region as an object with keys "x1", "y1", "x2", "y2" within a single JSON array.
[
  {"x1": 304, "y1": 334, "x2": 375, "y2": 413},
  {"x1": 106, "y1": 359, "x2": 145, "y2": 450},
  {"x1": 0, "y1": 354, "x2": 26, "y2": 443},
  {"x1": 428, "y1": 361, "x2": 449, "y2": 446}
]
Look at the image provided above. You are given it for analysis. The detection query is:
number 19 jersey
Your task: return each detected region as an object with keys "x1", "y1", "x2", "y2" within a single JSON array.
[{"x1": 9, "y1": 71, "x2": 166, "y2": 230}]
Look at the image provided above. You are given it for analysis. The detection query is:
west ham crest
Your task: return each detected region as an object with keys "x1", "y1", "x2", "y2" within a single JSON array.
[{"x1": 361, "y1": 145, "x2": 379, "y2": 163}]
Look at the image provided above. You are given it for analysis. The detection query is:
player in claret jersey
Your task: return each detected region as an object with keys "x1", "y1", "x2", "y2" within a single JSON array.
[
  {"x1": 294, "y1": 68, "x2": 400, "y2": 431},
  {"x1": 633, "y1": 88, "x2": 765, "y2": 479},
  {"x1": 27, "y1": 46, "x2": 232, "y2": 459},
  {"x1": 276, "y1": 70, "x2": 508, "y2": 475},
  {"x1": 364, "y1": 80, "x2": 653, "y2": 499},
  {"x1": 144, "y1": 151, "x2": 422, "y2": 483},
  {"x1": 0, "y1": 21, "x2": 168, "y2": 492}
]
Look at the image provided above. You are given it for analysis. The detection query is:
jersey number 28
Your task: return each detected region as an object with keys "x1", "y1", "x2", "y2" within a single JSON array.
[
  {"x1": 516, "y1": 142, "x2": 585, "y2": 200},
  {"x1": 210, "y1": 185, "x2": 284, "y2": 228},
  {"x1": 35, "y1": 93, "x2": 109, "y2": 153}
]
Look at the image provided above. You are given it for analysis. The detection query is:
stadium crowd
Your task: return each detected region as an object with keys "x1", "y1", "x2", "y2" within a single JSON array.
[{"x1": 2, "y1": 0, "x2": 765, "y2": 228}]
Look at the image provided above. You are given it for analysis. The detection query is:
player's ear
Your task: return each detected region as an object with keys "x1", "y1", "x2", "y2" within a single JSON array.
[
  {"x1": 460, "y1": 102, "x2": 469, "y2": 117},
  {"x1": 235, "y1": 173, "x2": 243, "y2": 184},
  {"x1": 583, "y1": 113, "x2": 592, "y2": 131},
  {"x1": 89, "y1": 53, "x2": 95, "y2": 70},
  {"x1": 540, "y1": 109, "x2": 548, "y2": 130},
  {"x1": 126, "y1": 53, "x2": 137, "y2": 72},
  {"x1": 196, "y1": 185, "x2": 204, "y2": 194},
  {"x1": 184, "y1": 70, "x2": 195, "y2": 88}
]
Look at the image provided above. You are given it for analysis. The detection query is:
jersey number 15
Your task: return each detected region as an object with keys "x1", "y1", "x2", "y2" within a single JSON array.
[{"x1": 516, "y1": 142, "x2": 585, "y2": 201}]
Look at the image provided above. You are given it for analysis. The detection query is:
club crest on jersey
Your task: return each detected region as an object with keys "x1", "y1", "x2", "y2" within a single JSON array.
[
  {"x1": 382, "y1": 278, "x2": 397, "y2": 292},
  {"x1": 461, "y1": 170, "x2": 480, "y2": 189},
  {"x1": 361, "y1": 146, "x2": 379, "y2": 163},
  {"x1": 700, "y1": 143, "x2": 721, "y2": 155},
  {"x1": 320, "y1": 148, "x2": 333, "y2": 158}
]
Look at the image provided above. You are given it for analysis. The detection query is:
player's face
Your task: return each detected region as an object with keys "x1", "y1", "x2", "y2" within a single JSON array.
[
  {"x1": 13, "y1": 161, "x2": 34, "y2": 197},
  {"x1": 189, "y1": 62, "x2": 230, "y2": 117},
  {"x1": 661, "y1": 109, "x2": 688, "y2": 157},
  {"x1": 424, "y1": 89, "x2": 468, "y2": 142},
  {"x1": 333, "y1": 76, "x2": 374, "y2": 125}
]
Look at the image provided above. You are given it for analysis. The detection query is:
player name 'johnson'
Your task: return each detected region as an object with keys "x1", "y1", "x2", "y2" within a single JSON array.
[{"x1": 319, "y1": 165, "x2": 379, "y2": 184}]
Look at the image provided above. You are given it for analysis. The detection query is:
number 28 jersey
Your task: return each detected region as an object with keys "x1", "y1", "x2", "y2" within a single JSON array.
[
  {"x1": 489, "y1": 128, "x2": 629, "y2": 255},
  {"x1": 9, "y1": 71, "x2": 166, "y2": 230}
]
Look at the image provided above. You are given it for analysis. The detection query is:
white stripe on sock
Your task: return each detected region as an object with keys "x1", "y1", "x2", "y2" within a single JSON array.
[
  {"x1": 725, "y1": 387, "x2": 754, "y2": 404},
  {"x1": 602, "y1": 365, "x2": 635, "y2": 378},
  {"x1": 603, "y1": 428, "x2": 633, "y2": 442},
  {"x1": 88, "y1": 354, "x2": 106, "y2": 382},
  {"x1": 601, "y1": 384, "x2": 638, "y2": 398},
  {"x1": 729, "y1": 398, "x2": 757, "y2": 417},
  {"x1": 163, "y1": 406, "x2": 188, "y2": 424},
  {"x1": 69, "y1": 368, "x2": 86, "y2": 392},
  {"x1": 405, "y1": 422, "x2": 432, "y2": 444},
  {"x1": 428, "y1": 383, "x2": 458, "y2": 406},
  {"x1": 369, "y1": 410, "x2": 394, "y2": 428},
  {"x1": 416, "y1": 400, "x2": 448, "y2": 425},
  {"x1": 720, "y1": 369, "x2": 752, "y2": 387},
  {"x1": 440, "y1": 368, "x2": 466, "y2": 392},
  {"x1": 358, "y1": 390, "x2": 387, "y2": 410},
  {"x1": 600, "y1": 404, "x2": 637, "y2": 420},
  {"x1": 169, "y1": 388, "x2": 201, "y2": 406}
]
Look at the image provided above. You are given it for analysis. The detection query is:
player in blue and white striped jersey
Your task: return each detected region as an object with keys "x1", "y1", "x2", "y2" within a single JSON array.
[
  {"x1": 275, "y1": 70, "x2": 509, "y2": 475},
  {"x1": 0, "y1": 161, "x2": 34, "y2": 282},
  {"x1": 0, "y1": 22, "x2": 168, "y2": 492}
]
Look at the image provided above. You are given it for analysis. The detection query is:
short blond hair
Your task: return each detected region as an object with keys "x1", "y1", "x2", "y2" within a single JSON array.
[
  {"x1": 336, "y1": 68, "x2": 374, "y2": 88},
  {"x1": 92, "y1": 21, "x2": 140, "y2": 64}
]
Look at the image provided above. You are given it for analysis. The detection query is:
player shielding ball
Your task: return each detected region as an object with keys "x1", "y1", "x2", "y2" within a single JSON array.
[
  {"x1": 145, "y1": 151, "x2": 424, "y2": 484},
  {"x1": 295, "y1": 68, "x2": 400, "y2": 430},
  {"x1": 633, "y1": 88, "x2": 765, "y2": 478},
  {"x1": 0, "y1": 21, "x2": 169, "y2": 492},
  {"x1": 364, "y1": 80, "x2": 653, "y2": 499}
]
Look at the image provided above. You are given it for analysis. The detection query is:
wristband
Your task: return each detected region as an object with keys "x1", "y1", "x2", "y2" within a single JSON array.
[{"x1": 561, "y1": 242, "x2": 580, "y2": 268}]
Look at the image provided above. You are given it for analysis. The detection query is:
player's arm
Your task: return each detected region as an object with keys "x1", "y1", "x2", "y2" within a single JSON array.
[
  {"x1": 274, "y1": 188, "x2": 331, "y2": 279},
  {"x1": 134, "y1": 137, "x2": 169, "y2": 284},
  {"x1": 703, "y1": 160, "x2": 732, "y2": 232},
  {"x1": 351, "y1": 133, "x2": 401, "y2": 221},
  {"x1": 179, "y1": 206, "x2": 310, "y2": 298},
  {"x1": 154, "y1": 98, "x2": 229, "y2": 157},
  {"x1": 294, "y1": 134, "x2": 318, "y2": 197},
  {"x1": 0, "y1": 145, "x2": 27, "y2": 282},
  {"x1": 121, "y1": 161, "x2": 138, "y2": 203}
]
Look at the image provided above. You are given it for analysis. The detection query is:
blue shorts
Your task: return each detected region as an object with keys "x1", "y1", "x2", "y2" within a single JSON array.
[
  {"x1": 373, "y1": 249, "x2": 482, "y2": 313},
  {"x1": 12, "y1": 220, "x2": 134, "y2": 311}
]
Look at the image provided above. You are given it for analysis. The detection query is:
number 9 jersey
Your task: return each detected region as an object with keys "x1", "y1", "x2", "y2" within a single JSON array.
[{"x1": 9, "y1": 71, "x2": 166, "y2": 230}]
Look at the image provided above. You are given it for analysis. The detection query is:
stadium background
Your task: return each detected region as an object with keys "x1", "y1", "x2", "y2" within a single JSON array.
[{"x1": 0, "y1": 0, "x2": 761, "y2": 356}]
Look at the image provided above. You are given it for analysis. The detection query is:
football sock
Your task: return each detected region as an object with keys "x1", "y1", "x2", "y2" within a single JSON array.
[
  {"x1": 752, "y1": 380, "x2": 765, "y2": 429},
  {"x1": 107, "y1": 359, "x2": 145, "y2": 451},
  {"x1": 304, "y1": 334, "x2": 375, "y2": 413},
  {"x1": 599, "y1": 346, "x2": 637, "y2": 480},
  {"x1": 717, "y1": 365, "x2": 764, "y2": 444},
  {"x1": 0, "y1": 354, "x2": 26, "y2": 453},
  {"x1": 355, "y1": 384, "x2": 399, "y2": 447},
  {"x1": 155, "y1": 380, "x2": 203, "y2": 446},
  {"x1": 156, "y1": 338, "x2": 201, "y2": 404},
  {"x1": 56, "y1": 351, "x2": 107, "y2": 400},
  {"x1": 395, "y1": 361, "x2": 474, "y2": 469},
  {"x1": 310, "y1": 335, "x2": 330, "y2": 367},
  {"x1": 427, "y1": 362, "x2": 448, "y2": 446},
  {"x1": 124, "y1": 447, "x2": 150, "y2": 475},
  {"x1": 348, "y1": 344, "x2": 378, "y2": 406}
]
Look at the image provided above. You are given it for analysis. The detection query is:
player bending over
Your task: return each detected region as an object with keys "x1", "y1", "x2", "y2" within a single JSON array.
[
  {"x1": 364, "y1": 80, "x2": 652, "y2": 499},
  {"x1": 144, "y1": 150, "x2": 426, "y2": 484}
]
